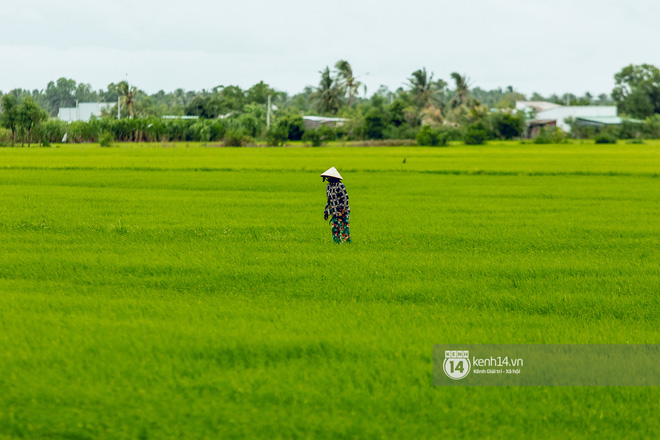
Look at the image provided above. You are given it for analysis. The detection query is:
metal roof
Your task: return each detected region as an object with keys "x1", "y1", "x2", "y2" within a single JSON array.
[
  {"x1": 575, "y1": 116, "x2": 624, "y2": 125},
  {"x1": 515, "y1": 101, "x2": 562, "y2": 112}
]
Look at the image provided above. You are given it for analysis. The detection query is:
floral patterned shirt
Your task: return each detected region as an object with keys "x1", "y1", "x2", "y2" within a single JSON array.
[{"x1": 324, "y1": 182, "x2": 350, "y2": 217}]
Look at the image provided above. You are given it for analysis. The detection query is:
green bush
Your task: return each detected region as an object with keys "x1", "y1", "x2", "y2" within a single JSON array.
[
  {"x1": 565, "y1": 117, "x2": 598, "y2": 139},
  {"x1": 223, "y1": 129, "x2": 246, "y2": 147},
  {"x1": 0, "y1": 127, "x2": 11, "y2": 146},
  {"x1": 594, "y1": 133, "x2": 617, "y2": 144},
  {"x1": 383, "y1": 125, "x2": 417, "y2": 140},
  {"x1": 439, "y1": 125, "x2": 465, "y2": 141},
  {"x1": 67, "y1": 120, "x2": 101, "y2": 143},
  {"x1": 161, "y1": 119, "x2": 193, "y2": 142},
  {"x1": 302, "y1": 129, "x2": 323, "y2": 146},
  {"x1": 364, "y1": 108, "x2": 386, "y2": 140},
  {"x1": 341, "y1": 117, "x2": 365, "y2": 141},
  {"x1": 6, "y1": 115, "x2": 253, "y2": 145},
  {"x1": 488, "y1": 112, "x2": 524, "y2": 139},
  {"x1": 209, "y1": 121, "x2": 226, "y2": 142},
  {"x1": 317, "y1": 125, "x2": 337, "y2": 142},
  {"x1": 266, "y1": 126, "x2": 288, "y2": 146},
  {"x1": 333, "y1": 124, "x2": 348, "y2": 140},
  {"x1": 639, "y1": 115, "x2": 660, "y2": 138},
  {"x1": 533, "y1": 127, "x2": 567, "y2": 144},
  {"x1": 533, "y1": 135, "x2": 551, "y2": 144},
  {"x1": 189, "y1": 121, "x2": 211, "y2": 142},
  {"x1": 388, "y1": 99, "x2": 407, "y2": 127},
  {"x1": 416, "y1": 125, "x2": 448, "y2": 146},
  {"x1": 464, "y1": 124, "x2": 488, "y2": 145},
  {"x1": 99, "y1": 132, "x2": 115, "y2": 147},
  {"x1": 273, "y1": 115, "x2": 305, "y2": 141},
  {"x1": 39, "y1": 120, "x2": 68, "y2": 144},
  {"x1": 618, "y1": 120, "x2": 642, "y2": 139},
  {"x1": 235, "y1": 113, "x2": 262, "y2": 138}
]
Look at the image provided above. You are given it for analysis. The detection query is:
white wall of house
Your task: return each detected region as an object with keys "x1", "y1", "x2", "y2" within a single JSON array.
[
  {"x1": 58, "y1": 103, "x2": 112, "y2": 122},
  {"x1": 536, "y1": 106, "x2": 617, "y2": 132}
]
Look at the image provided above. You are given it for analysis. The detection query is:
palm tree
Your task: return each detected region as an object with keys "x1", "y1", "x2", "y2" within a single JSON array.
[
  {"x1": 173, "y1": 88, "x2": 186, "y2": 107},
  {"x1": 335, "y1": 60, "x2": 362, "y2": 107},
  {"x1": 117, "y1": 81, "x2": 137, "y2": 118},
  {"x1": 407, "y1": 68, "x2": 434, "y2": 109},
  {"x1": 407, "y1": 68, "x2": 448, "y2": 108},
  {"x1": 446, "y1": 73, "x2": 486, "y2": 125},
  {"x1": 406, "y1": 68, "x2": 448, "y2": 125},
  {"x1": 311, "y1": 67, "x2": 343, "y2": 115},
  {"x1": 449, "y1": 72, "x2": 471, "y2": 108}
]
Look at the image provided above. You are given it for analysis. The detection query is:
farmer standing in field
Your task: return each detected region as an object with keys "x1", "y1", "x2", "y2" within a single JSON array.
[{"x1": 321, "y1": 167, "x2": 351, "y2": 244}]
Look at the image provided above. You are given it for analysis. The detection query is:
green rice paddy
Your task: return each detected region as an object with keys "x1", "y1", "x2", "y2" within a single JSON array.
[{"x1": 0, "y1": 142, "x2": 658, "y2": 439}]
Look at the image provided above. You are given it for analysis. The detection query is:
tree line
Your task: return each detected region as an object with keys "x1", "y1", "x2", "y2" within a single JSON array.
[
  {"x1": 1, "y1": 62, "x2": 660, "y2": 146},
  {"x1": 0, "y1": 61, "x2": 620, "y2": 119}
]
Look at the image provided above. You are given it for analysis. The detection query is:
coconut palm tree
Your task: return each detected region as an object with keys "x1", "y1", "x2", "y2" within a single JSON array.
[
  {"x1": 407, "y1": 68, "x2": 434, "y2": 109},
  {"x1": 335, "y1": 60, "x2": 362, "y2": 107},
  {"x1": 446, "y1": 73, "x2": 487, "y2": 125},
  {"x1": 407, "y1": 68, "x2": 448, "y2": 108},
  {"x1": 311, "y1": 67, "x2": 343, "y2": 115},
  {"x1": 449, "y1": 72, "x2": 471, "y2": 108},
  {"x1": 117, "y1": 81, "x2": 137, "y2": 118},
  {"x1": 405, "y1": 68, "x2": 449, "y2": 125}
]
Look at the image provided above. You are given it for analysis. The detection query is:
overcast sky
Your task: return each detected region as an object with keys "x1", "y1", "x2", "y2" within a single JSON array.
[{"x1": 1, "y1": 0, "x2": 659, "y2": 98}]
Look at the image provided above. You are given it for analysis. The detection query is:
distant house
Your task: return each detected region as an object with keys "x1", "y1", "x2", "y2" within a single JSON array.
[
  {"x1": 58, "y1": 103, "x2": 112, "y2": 122},
  {"x1": 518, "y1": 101, "x2": 622, "y2": 137},
  {"x1": 527, "y1": 119, "x2": 557, "y2": 138},
  {"x1": 534, "y1": 106, "x2": 618, "y2": 132},
  {"x1": 303, "y1": 116, "x2": 348, "y2": 130}
]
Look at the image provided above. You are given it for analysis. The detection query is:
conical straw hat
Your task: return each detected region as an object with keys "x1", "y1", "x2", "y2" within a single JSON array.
[{"x1": 320, "y1": 167, "x2": 343, "y2": 180}]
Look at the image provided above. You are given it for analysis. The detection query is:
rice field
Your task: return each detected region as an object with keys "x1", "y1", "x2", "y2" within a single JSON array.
[{"x1": 0, "y1": 141, "x2": 659, "y2": 439}]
